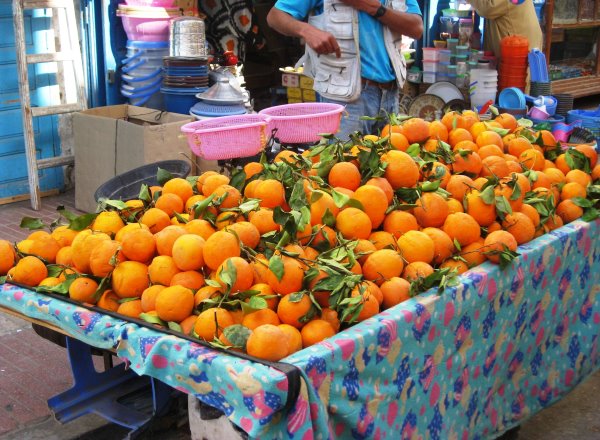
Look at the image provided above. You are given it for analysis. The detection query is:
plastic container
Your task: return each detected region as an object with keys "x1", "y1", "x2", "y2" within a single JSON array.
[
  {"x1": 118, "y1": 13, "x2": 177, "y2": 42},
  {"x1": 161, "y1": 88, "x2": 200, "y2": 114},
  {"x1": 447, "y1": 38, "x2": 459, "y2": 53},
  {"x1": 456, "y1": 45, "x2": 469, "y2": 57},
  {"x1": 422, "y1": 71, "x2": 436, "y2": 83},
  {"x1": 498, "y1": 87, "x2": 526, "y2": 108},
  {"x1": 407, "y1": 68, "x2": 422, "y2": 83},
  {"x1": 439, "y1": 49, "x2": 451, "y2": 63},
  {"x1": 422, "y1": 48, "x2": 440, "y2": 61},
  {"x1": 500, "y1": 35, "x2": 529, "y2": 58},
  {"x1": 258, "y1": 103, "x2": 345, "y2": 144},
  {"x1": 423, "y1": 61, "x2": 438, "y2": 72},
  {"x1": 94, "y1": 160, "x2": 190, "y2": 202},
  {"x1": 125, "y1": 0, "x2": 175, "y2": 6},
  {"x1": 529, "y1": 106, "x2": 550, "y2": 120},
  {"x1": 470, "y1": 90, "x2": 497, "y2": 108},
  {"x1": 181, "y1": 114, "x2": 271, "y2": 160},
  {"x1": 438, "y1": 61, "x2": 450, "y2": 74}
]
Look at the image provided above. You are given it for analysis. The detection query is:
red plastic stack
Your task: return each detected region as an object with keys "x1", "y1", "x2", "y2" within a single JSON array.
[{"x1": 498, "y1": 35, "x2": 529, "y2": 91}]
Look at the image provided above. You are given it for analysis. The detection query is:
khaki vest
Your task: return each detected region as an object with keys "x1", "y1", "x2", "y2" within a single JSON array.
[{"x1": 299, "y1": 0, "x2": 407, "y2": 102}]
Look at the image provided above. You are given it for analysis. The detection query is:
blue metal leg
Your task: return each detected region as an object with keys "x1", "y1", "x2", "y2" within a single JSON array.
[{"x1": 47, "y1": 337, "x2": 174, "y2": 437}]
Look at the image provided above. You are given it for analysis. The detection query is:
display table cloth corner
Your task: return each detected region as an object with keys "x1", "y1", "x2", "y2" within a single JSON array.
[{"x1": 1, "y1": 219, "x2": 599, "y2": 439}]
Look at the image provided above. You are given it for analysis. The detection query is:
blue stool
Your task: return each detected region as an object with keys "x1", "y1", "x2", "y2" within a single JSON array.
[{"x1": 48, "y1": 337, "x2": 173, "y2": 437}]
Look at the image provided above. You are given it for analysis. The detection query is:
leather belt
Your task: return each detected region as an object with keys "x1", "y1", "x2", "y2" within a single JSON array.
[{"x1": 361, "y1": 77, "x2": 396, "y2": 90}]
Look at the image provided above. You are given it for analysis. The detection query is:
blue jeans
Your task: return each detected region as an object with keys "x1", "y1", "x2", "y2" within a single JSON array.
[{"x1": 322, "y1": 82, "x2": 399, "y2": 140}]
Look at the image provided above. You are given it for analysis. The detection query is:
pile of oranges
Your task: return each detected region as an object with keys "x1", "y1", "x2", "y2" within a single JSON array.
[{"x1": 1, "y1": 110, "x2": 599, "y2": 362}]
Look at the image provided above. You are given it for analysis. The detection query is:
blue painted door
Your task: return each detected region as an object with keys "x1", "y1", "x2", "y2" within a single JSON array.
[{"x1": 0, "y1": 0, "x2": 64, "y2": 200}]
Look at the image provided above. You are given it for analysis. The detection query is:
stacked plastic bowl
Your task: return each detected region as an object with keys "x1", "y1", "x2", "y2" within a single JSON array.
[
  {"x1": 161, "y1": 17, "x2": 209, "y2": 114},
  {"x1": 498, "y1": 35, "x2": 528, "y2": 91},
  {"x1": 120, "y1": 40, "x2": 169, "y2": 108},
  {"x1": 117, "y1": 0, "x2": 182, "y2": 109},
  {"x1": 190, "y1": 77, "x2": 247, "y2": 120},
  {"x1": 116, "y1": 3, "x2": 181, "y2": 42}
]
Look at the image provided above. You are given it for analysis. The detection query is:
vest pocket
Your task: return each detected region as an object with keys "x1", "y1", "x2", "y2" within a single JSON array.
[{"x1": 313, "y1": 55, "x2": 360, "y2": 101}]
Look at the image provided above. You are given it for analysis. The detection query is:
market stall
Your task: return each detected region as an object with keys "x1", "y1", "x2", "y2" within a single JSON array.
[{"x1": 2, "y1": 216, "x2": 599, "y2": 438}]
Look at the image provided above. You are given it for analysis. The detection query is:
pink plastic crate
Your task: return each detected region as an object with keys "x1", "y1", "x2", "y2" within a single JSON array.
[
  {"x1": 258, "y1": 103, "x2": 344, "y2": 143},
  {"x1": 181, "y1": 114, "x2": 270, "y2": 160}
]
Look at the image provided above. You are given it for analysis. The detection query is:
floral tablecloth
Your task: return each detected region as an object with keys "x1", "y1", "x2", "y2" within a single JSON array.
[{"x1": 1, "y1": 219, "x2": 599, "y2": 439}]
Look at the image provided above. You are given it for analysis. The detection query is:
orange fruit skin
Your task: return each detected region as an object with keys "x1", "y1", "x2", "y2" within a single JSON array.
[
  {"x1": 379, "y1": 277, "x2": 411, "y2": 309},
  {"x1": 172, "y1": 234, "x2": 205, "y2": 271},
  {"x1": 11, "y1": 255, "x2": 48, "y2": 287},
  {"x1": 0, "y1": 240, "x2": 16, "y2": 276},
  {"x1": 277, "y1": 293, "x2": 312, "y2": 328},
  {"x1": 117, "y1": 300, "x2": 143, "y2": 319},
  {"x1": 361, "y1": 249, "x2": 404, "y2": 285},
  {"x1": 242, "y1": 308, "x2": 281, "y2": 330},
  {"x1": 382, "y1": 150, "x2": 419, "y2": 189},
  {"x1": 442, "y1": 213, "x2": 481, "y2": 247},
  {"x1": 148, "y1": 255, "x2": 181, "y2": 287},
  {"x1": 141, "y1": 285, "x2": 166, "y2": 312},
  {"x1": 336, "y1": 207, "x2": 372, "y2": 240},
  {"x1": 483, "y1": 230, "x2": 518, "y2": 264},
  {"x1": 266, "y1": 256, "x2": 304, "y2": 296},
  {"x1": 246, "y1": 324, "x2": 289, "y2": 361},
  {"x1": 203, "y1": 230, "x2": 241, "y2": 271},
  {"x1": 397, "y1": 230, "x2": 435, "y2": 264},
  {"x1": 413, "y1": 192, "x2": 449, "y2": 228},
  {"x1": 112, "y1": 261, "x2": 150, "y2": 298},
  {"x1": 300, "y1": 319, "x2": 336, "y2": 347},
  {"x1": 69, "y1": 277, "x2": 99, "y2": 304},
  {"x1": 352, "y1": 185, "x2": 388, "y2": 229},
  {"x1": 97, "y1": 290, "x2": 120, "y2": 312},
  {"x1": 328, "y1": 161, "x2": 361, "y2": 191},
  {"x1": 279, "y1": 324, "x2": 303, "y2": 355},
  {"x1": 155, "y1": 285, "x2": 195, "y2": 322}
]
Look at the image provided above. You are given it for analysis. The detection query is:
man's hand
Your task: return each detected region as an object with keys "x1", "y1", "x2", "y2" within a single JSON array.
[
  {"x1": 303, "y1": 28, "x2": 342, "y2": 57},
  {"x1": 267, "y1": 7, "x2": 341, "y2": 57}
]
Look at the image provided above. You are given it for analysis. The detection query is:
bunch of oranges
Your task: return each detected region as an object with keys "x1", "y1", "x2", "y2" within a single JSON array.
[{"x1": 1, "y1": 110, "x2": 599, "y2": 362}]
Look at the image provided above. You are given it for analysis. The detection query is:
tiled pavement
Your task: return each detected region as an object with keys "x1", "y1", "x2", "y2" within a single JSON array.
[{"x1": 1, "y1": 189, "x2": 600, "y2": 439}]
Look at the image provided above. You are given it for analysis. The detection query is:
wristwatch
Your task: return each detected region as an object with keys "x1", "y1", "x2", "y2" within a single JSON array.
[{"x1": 373, "y1": 5, "x2": 387, "y2": 19}]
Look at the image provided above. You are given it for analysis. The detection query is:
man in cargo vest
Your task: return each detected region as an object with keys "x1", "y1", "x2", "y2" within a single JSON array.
[{"x1": 267, "y1": 0, "x2": 423, "y2": 140}]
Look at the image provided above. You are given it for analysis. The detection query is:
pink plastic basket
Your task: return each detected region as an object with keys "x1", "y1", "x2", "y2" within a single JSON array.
[
  {"x1": 258, "y1": 103, "x2": 344, "y2": 144},
  {"x1": 181, "y1": 114, "x2": 271, "y2": 160}
]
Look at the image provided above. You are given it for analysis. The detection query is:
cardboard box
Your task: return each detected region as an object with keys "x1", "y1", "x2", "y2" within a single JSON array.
[
  {"x1": 286, "y1": 87, "x2": 302, "y2": 99},
  {"x1": 73, "y1": 105, "x2": 195, "y2": 213},
  {"x1": 282, "y1": 73, "x2": 300, "y2": 88},
  {"x1": 299, "y1": 75, "x2": 314, "y2": 89},
  {"x1": 302, "y1": 89, "x2": 317, "y2": 102}
]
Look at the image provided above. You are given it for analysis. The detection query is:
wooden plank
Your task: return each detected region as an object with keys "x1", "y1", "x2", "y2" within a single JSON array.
[
  {"x1": 23, "y1": 0, "x2": 68, "y2": 8},
  {"x1": 0, "y1": 304, "x2": 71, "y2": 337},
  {"x1": 37, "y1": 154, "x2": 74, "y2": 169},
  {"x1": 551, "y1": 75, "x2": 600, "y2": 97},
  {"x1": 0, "y1": 189, "x2": 59, "y2": 206},
  {"x1": 31, "y1": 103, "x2": 84, "y2": 117},
  {"x1": 26, "y1": 52, "x2": 75, "y2": 64},
  {"x1": 552, "y1": 20, "x2": 600, "y2": 29},
  {"x1": 13, "y1": 0, "x2": 41, "y2": 211}
]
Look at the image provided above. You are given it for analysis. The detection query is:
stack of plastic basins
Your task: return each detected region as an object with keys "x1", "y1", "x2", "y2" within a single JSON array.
[
  {"x1": 498, "y1": 35, "x2": 529, "y2": 92},
  {"x1": 161, "y1": 57, "x2": 208, "y2": 114},
  {"x1": 121, "y1": 41, "x2": 169, "y2": 109}
]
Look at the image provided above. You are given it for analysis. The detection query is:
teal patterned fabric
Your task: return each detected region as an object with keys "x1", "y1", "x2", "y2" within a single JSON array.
[{"x1": 1, "y1": 218, "x2": 599, "y2": 439}]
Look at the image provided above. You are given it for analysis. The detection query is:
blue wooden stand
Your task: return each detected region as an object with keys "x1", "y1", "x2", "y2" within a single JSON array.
[{"x1": 48, "y1": 337, "x2": 173, "y2": 439}]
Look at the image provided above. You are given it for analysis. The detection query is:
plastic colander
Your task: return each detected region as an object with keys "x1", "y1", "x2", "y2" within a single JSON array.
[
  {"x1": 181, "y1": 114, "x2": 271, "y2": 160},
  {"x1": 258, "y1": 103, "x2": 344, "y2": 144}
]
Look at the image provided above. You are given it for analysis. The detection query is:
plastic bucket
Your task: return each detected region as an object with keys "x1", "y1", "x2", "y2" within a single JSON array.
[{"x1": 162, "y1": 89, "x2": 199, "y2": 114}]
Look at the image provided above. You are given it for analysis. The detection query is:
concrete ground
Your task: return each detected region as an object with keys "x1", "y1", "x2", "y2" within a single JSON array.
[{"x1": 1, "y1": 187, "x2": 599, "y2": 439}]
